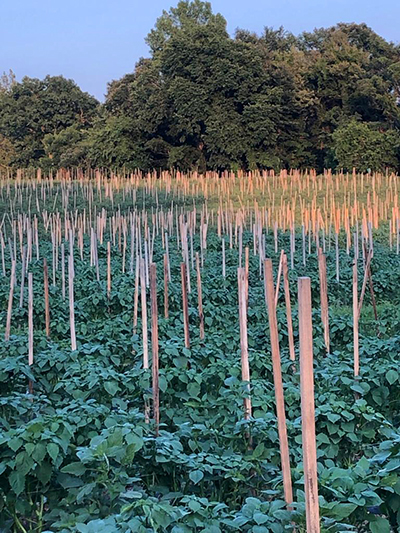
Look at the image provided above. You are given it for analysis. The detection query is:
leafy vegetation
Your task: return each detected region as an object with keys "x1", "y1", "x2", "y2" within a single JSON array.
[{"x1": 2, "y1": 225, "x2": 400, "y2": 531}]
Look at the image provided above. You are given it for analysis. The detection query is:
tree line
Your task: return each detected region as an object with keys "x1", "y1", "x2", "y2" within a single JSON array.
[{"x1": 1, "y1": 0, "x2": 400, "y2": 173}]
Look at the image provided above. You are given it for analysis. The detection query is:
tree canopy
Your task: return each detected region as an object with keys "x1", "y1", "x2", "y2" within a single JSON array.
[{"x1": 1, "y1": 1, "x2": 400, "y2": 173}]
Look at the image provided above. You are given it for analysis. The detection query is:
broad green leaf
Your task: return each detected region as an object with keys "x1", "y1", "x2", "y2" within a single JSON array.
[
  {"x1": 370, "y1": 517, "x2": 390, "y2": 533},
  {"x1": 9, "y1": 471, "x2": 25, "y2": 496},
  {"x1": 47, "y1": 443, "x2": 59, "y2": 463},
  {"x1": 386, "y1": 370, "x2": 398, "y2": 385},
  {"x1": 189, "y1": 470, "x2": 204, "y2": 485}
]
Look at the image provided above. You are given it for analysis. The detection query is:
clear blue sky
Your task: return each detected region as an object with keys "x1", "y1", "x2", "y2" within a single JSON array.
[{"x1": 2, "y1": 0, "x2": 399, "y2": 101}]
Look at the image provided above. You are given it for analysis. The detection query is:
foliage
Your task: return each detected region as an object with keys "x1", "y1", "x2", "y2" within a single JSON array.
[
  {"x1": 0, "y1": 75, "x2": 99, "y2": 167},
  {"x1": 1, "y1": 224, "x2": 400, "y2": 531},
  {"x1": 332, "y1": 120, "x2": 400, "y2": 172}
]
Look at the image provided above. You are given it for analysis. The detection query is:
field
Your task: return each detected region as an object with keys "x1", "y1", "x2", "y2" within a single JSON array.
[{"x1": 2, "y1": 170, "x2": 400, "y2": 532}]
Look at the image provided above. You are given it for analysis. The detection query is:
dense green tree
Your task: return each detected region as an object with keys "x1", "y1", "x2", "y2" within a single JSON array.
[
  {"x1": 0, "y1": 134, "x2": 15, "y2": 167},
  {"x1": 40, "y1": 126, "x2": 91, "y2": 170},
  {"x1": 101, "y1": 1, "x2": 307, "y2": 171},
  {"x1": 332, "y1": 119, "x2": 400, "y2": 172},
  {"x1": 0, "y1": 75, "x2": 99, "y2": 167}
]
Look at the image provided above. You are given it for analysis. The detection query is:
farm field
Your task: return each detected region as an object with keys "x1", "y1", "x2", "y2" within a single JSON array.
[{"x1": 2, "y1": 170, "x2": 400, "y2": 532}]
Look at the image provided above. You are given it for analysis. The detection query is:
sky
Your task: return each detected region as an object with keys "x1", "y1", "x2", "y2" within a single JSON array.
[{"x1": 2, "y1": 0, "x2": 400, "y2": 101}]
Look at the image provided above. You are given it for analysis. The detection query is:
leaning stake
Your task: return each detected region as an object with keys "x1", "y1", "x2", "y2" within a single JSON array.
[{"x1": 264, "y1": 258, "x2": 293, "y2": 507}]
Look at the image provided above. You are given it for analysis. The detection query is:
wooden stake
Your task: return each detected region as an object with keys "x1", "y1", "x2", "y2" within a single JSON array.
[
  {"x1": 353, "y1": 262, "x2": 359, "y2": 377},
  {"x1": 5, "y1": 260, "x2": 16, "y2": 341},
  {"x1": 317, "y1": 248, "x2": 329, "y2": 353},
  {"x1": 133, "y1": 257, "x2": 140, "y2": 332},
  {"x1": 68, "y1": 254, "x2": 77, "y2": 351},
  {"x1": 264, "y1": 258, "x2": 293, "y2": 507},
  {"x1": 61, "y1": 243, "x2": 66, "y2": 301},
  {"x1": 274, "y1": 249, "x2": 284, "y2": 307},
  {"x1": 181, "y1": 262, "x2": 190, "y2": 349},
  {"x1": 140, "y1": 258, "x2": 149, "y2": 368},
  {"x1": 163, "y1": 253, "x2": 169, "y2": 319},
  {"x1": 28, "y1": 272, "x2": 33, "y2": 394},
  {"x1": 150, "y1": 263, "x2": 159, "y2": 435},
  {"x1": 43, "y1": 258, "x2": 50, "y2": 338},
  {"x1": 358, "y1": 248, "x2": 372, "y2": 318},
  {"x1": 19, "y1": 246, "x2": 26, "y2": 308},
  {"x1": 298, "y1": 277, "x2": 320, "y2": 533},
  {"x1": 282, "y1": 254, "x2": 295, "y2": 361},
  {"x1": 107, "y1": 241, "x2": 111, "y2": 299},
  {"x1": 238, "y1": 267, "x2": 252, "y2": 420},
  {"x1": 196, "y1": 252, "x2": 204, "y2": 340},
  {"x1": 222, "y1": 237, "x2": 226, "y2": 277}
]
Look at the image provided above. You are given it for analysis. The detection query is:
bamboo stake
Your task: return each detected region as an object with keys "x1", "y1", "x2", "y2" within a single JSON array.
[{"x1": 298, "y1": 276, "x2": 320, "y2": 533}]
